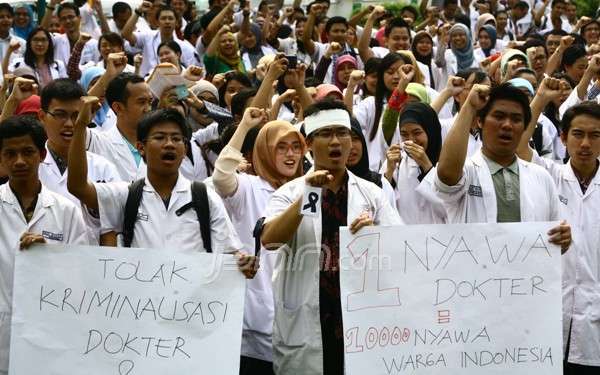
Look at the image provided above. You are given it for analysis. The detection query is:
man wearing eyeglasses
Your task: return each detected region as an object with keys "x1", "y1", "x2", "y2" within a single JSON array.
[
  {"x1": 260, "y1": 99, "x2": 402, "y2": 375},
  {"x1": 36, "y1": 78, "x2": 120, "y2": 245},
  {"x1": 66, "y1": 100, "x2": 256, "y2": 278}
]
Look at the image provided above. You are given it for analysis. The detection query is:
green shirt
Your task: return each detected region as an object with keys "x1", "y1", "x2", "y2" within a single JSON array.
[
  {"x1": 203, "y1": 54, "x2": 246, "y2": 76},
  {"x1": 483, "y1": 154, "x2": 521, "y2": 223}
]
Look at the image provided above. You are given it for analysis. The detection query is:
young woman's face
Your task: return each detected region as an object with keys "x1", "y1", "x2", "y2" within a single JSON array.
[
  {"x1": 496, "y1": 13, "x2": 508, "y2": 30},
  {"x1": 241, "y1": 32, "x2": 257, "y2": 49},
  {"x1": 100, "y1": 40, "x2": 123, "y2": 61},
  {"x1": 224, "y1": 79, "x2": 246, "y2": 109},
  {"x1": 347, "y1": 132, "x2": 363, "y2": 167},
  {"x1": 158, "y1": 45, "x2": 180, "y2": 66},
  {"x1": 273, "y1": 133, "x2": 303, "y2": 178},
  {"x1": 30, "y1": 30, "x2": 49, "y2": 57},
  {"x1": 415, "y1": 37, "x2": 433, "y2": 57},
  {"x1": 400, "y1": 123, "x2": 428, "y2": 150},
  {"x1": 336, "y1": 62, "x2": 355, "y2": 86},
  {"x1": 14, "y1": 7, "x2": 30, "y2": 28},
  {"x1": 365, "y1": 72, "x2": 377, "y2": 95},
  {"x1": 478, "y1": 29, "x2": 492, "y2": 49},
  {"x1": 451, "y1": 30, "x2": 468, "y2": 50},
  {"x1": 295, "y1": 20, "x2": 305, "y2": 39},
  {"x1": 383, "y1": 60, "x2": 403, "y2": 91}
]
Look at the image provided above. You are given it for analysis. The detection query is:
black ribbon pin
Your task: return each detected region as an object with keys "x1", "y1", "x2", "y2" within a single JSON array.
[{"x1": 303, "y1": 192, "x2": 319, "y2": 213}]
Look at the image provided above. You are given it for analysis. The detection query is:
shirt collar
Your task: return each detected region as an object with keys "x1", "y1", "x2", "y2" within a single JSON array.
[{"x1": 482, "y1": 153, "x2": 519, "y2": 176}]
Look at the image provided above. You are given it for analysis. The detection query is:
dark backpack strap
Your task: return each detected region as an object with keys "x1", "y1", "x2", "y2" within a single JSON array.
[
  {"x1": 122, "y1": 179, "x2": 145, "y2": 248},
  {"x1": 191, "y1": 181, "x2": 212, "y2": 253},
  {"x1": 253, "y1": 217, "x2": 266, "y2": 258}
]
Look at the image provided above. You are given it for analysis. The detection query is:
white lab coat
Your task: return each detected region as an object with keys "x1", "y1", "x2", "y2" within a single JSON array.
[
  {"x1": 0, "y1": 185, "x2": 88, "y2": 374},
  {"x1": 353, "y1": 96, "x2": 387, "y2": 172},
  {"x1": 434, "y1": 151, "x2": 560, "y2": 223},
  {"x1": 264, "y1": 171, "x2": 402, "y2": 375},
  {"x1": 38, "y1": 146, "x2": 120, "y2": 243},
  {"x1": 94, "y1": 173, "x2": 242, "y2": 252},
  {"x1": 531, "y1": 153, "x2": 600, "y2": 366},
  {"x1": 381, "y1": 154, "x2": 447, "y2": 224}
]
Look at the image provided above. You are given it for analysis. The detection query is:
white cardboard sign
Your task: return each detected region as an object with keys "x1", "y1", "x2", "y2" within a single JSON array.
[
  {"x1": 340, "y1": 222, "x2": 562, "y2": 375},
  {"x1": 9, "y1": 245, "x2": 245, "y2": 375}
]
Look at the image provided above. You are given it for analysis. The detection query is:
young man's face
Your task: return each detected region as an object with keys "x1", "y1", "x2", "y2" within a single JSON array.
[
  {"x1": 0, "y1": 135, "x2": 45, "y2": 183},
  {"x1": 117, "y1": 82, "x2": 153, "y2": 125},
  {"x1": 545, "y1": 35, "x2": 561, "y2": 55},
  {"x1": 565, "y1": 4, "x2": 576, "y2": 22},
  {"x1": 158, "y1": 10, "x2": 176, "y2": 34},
  {"x1": 479, "y1": 99, "x2": 526, "y2": 159},
  {"x1": 307, "y1": 125, "x2": 352, "y2": 172},
  {"x1": 58, "y1": 8, "x2": 80, "y2": 34},
  {"x1": 327, "y1": 23, "x2": 347, "y2": 45},
  {"x1": 39, "y1": 98, "x2": 82, "y2": 153},
  {"x1": 0, "y1": 9, "x2": 13, "y2": 35},
  {"x1": 114, "y1": 9, "x2": 132, "y2": 30},
  {"x1": 565, "y1": 56, "x2": 589, "y2": 84},
  {"x1": 386, "y1": 26, "x2": 411, "y2": 52},
  {"x1": 561, "y1": 114, "x2": 600, "y2": 169},
  {"x1": 137, "y1": 122, "x2": 187, "y2": 175},
  {"x1": 529, "y1": 47, "x2": 547, "y2": 76}
]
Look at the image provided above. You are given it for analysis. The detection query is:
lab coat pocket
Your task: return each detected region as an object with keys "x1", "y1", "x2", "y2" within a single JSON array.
[{"x1": 274, "y1": 304, "x2": 310, "y2": 347}]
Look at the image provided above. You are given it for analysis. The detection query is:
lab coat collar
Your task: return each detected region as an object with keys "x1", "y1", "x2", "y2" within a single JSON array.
[
  {"x1": 1, "y1": 182, "x2": 54, "y2": 209},
  {"x1": 41, "y1": 144, "x2": 65, "y2": 180}
]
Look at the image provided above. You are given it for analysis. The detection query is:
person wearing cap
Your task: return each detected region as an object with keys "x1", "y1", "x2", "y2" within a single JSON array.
[{"x1": 260, "y1": 99, "x2": 402, "y2": 375}]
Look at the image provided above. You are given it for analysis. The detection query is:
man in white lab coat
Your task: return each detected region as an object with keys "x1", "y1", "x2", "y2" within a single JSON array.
[
  {"x1": 515, "y1": 79, "x2": 600, "y2": 374},
  {"x1": 260, "y1": 99, "x2": 402, "y2": 375},
  {"x1": 434, "y1": 82, "x2": 572, "y2": 249},
  {"x1": 0, "y1": 116, "x2": 88, "y2": 375}
]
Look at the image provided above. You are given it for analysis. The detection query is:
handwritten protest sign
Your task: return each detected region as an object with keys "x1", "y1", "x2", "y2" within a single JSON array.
[
  {"x1": 340, "y1": 222, "x2": 562, "y2": 375},
  {"x1": 9, "y1": 245, "x2": 245, "y2": 374}
]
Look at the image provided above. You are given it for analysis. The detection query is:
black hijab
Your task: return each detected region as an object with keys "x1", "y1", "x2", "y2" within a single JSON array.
[
  {"x1": 399, "y1": 102, "x2": 442, "y2": 166},
  {"x1": 348, "y1": 118, "x2": 383, "y2": 187}
]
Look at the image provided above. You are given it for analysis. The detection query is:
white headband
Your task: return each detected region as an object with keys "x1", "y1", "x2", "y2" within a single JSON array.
[{"x1": 304, "y1": 109, "x2": 351, "y2": 136}]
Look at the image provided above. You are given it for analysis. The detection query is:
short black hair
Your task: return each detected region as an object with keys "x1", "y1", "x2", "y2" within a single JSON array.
[
  {"x1": 561, "y1": 101, "x2": 600, "y2": 134},
  {"x1": 155, "y1": 5, "x2": 175, "y2": 21},
  {"x1": 477, "y1": 83, "x2": 532, "y2": 128},
  {"x1": 325, "y1": 16, "x2": 347, "y2": 34},
  {"x1": 544, "y1": 29, "x2": 568, "y2": 40},
  {"x1": 385, "y1": 17, "x2": 410, "y2": 38},
  {"x1": 106, "y1": 73, "x2": 145, "y2": 107},
  {"x1": 230, "y1": 87, "x2": 258, "y2": 119},
  {"x1": 137, "y1": 109, "x2": 191, "y2": 143},
  {"x1": 0, "y1": 3, "x2": 14, "y2": 16},
  {"x1": 112, "y1": 1, "x2": 131, "y2": 16},
  {"x1": 456, "y1": 68, "x2": 488, "y2": 83},
  {"x1": 400, "y1": 5, "x2": 418, "y2": 19},
  {"x1": 157, "y1": 40, "x2": 182, "y2": 57},
  {"x1": 57, "y1": 2, "x2": 80, "y2": 17},
  {"x1": 218, "y1": 71, "x2": 252, "y2": 106},
  {"x1": 561, "y1": 44, "x2": 587, "y2": 68},
  {"x1": 514, "y1": 1, "x2": 529, "y2": 10},
  {"x1": 454, "y1": 13, "x2": 470, "y2": 29},
  {"x1": 98, "y1": 32, "x2": 124, "y2": 52},
  {"x1": 523, "y1": 39, "x2": 547, "y2": 55},
  {"x1": 0, "y1": 116, "x2": 47, "y2": 151},
  {"x1": 41, "y1": 78, "x2": 85, "y2": 111},
  {"x1": 551, "y1": 0, "x2": 566, "y2": 8}
]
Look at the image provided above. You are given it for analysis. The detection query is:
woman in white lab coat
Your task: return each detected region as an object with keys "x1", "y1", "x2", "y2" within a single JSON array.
[
  {"x1": 212, "y1": 108, "x2": 306, "y2": 374},
  {"x1": 381, "y1": 102, "x2": 447, "y2": 224}
]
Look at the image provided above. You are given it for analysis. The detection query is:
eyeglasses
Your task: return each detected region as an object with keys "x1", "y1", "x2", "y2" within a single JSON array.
[
  {"x1": 276, "y1": 143, "x2": 303, "y2": 155},
  {"x1": 45, "y1": 110, "x2": 78, "y2": 123},
  {"x1": 146, "y1": 133, "x2": 186, "y2": 144},
  {"x1": 313, "y1": 127, "x2": 351, "y2": 140}
]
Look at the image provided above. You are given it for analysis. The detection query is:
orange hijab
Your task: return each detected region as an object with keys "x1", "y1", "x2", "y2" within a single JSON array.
[{"x1": 252, "y1": 120, "x2": 306, "y2": 189}]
